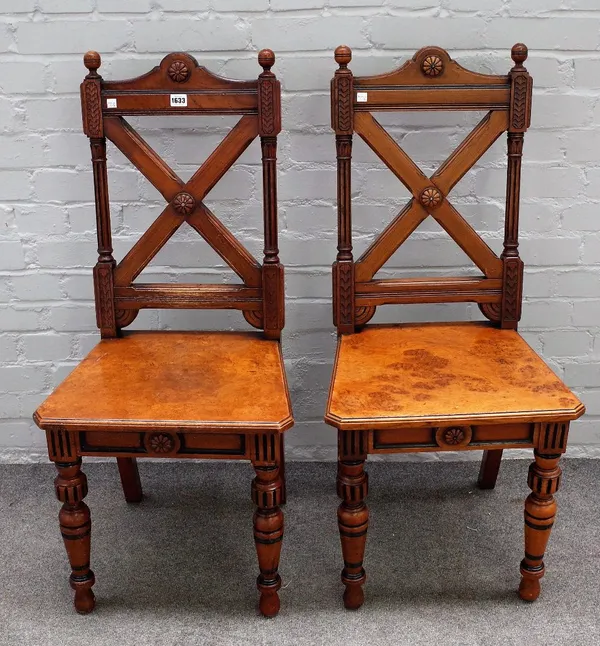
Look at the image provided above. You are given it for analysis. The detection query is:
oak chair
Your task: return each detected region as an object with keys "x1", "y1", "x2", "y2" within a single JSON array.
[
  {"x1": 326, "y1": 44, "x2": 585, "y2": 609},
  {"x1": 33, "y1": 49, "x2": 292, "y2": 618}
]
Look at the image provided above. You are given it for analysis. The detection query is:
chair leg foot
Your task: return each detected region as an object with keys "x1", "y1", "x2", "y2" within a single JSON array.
[
  {"x1": 519, "y1": 450, "x2": 561, "y2": 603},
  {"x1": 73, "y1": 585, "x2": 96, "y2": 614},
  {"x1": 258, "y1": 577, "x2": 282, "y2": 618},
  {"x1": 117, "y1": 457, "x2": 143, "y2": 503},
  {"x1": 343, "y1": 582, "x2": 365, "y2": 610},
  {"x1": 55, "y1": 459, "x2": 96, "y2": 614},
  {"x1": 478, "y1": 449, "x2": 503, "y2": 489},
  {"x1": 518, "y1": 573, "x2": 541, "y2": 602}
]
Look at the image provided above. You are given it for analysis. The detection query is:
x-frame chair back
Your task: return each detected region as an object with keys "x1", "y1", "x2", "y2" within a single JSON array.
[
  {"x1": 81, "y1": 49, "x2": 283, "y2": 339},
  {"x1": 331, "y1": 44, "x2": 533, "y2": 334}
]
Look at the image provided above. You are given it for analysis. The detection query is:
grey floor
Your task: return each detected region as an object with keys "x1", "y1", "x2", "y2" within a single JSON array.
[{"x1": 1, "y1": 460, "x2": 599, "y2": 646}]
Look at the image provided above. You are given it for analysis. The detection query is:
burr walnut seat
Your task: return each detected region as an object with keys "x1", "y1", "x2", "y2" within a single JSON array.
[
  {"x1": 327, "y1": 44, "x2": 585, "y2": 611},
  {"x1": 326, "y1": 323, "x2": 583, "y2": 430},
  {"x1": 33, "y1": 49, "x2": 290, "y2": 618},
  {"x1": 35, "y1": 332, "x2": 292, "y2": 433}
]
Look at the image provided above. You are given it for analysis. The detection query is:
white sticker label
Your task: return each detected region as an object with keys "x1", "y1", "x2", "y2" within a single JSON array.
[
  {"x1": 356, "y1": 92, "x2": 368, "y2": 103},
  {"x1": 106, "y1": 98, "x2": 117, "y2": 108},
  {"x1": 170, "y1": 94, "x2": 188, "y2": 107}
]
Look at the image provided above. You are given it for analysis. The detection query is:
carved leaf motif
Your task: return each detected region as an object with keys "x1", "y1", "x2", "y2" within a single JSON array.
[
  {"x1": 338, "y1": 263, "x2": 353, "y2": 325},
  {"x1": 512, "y1": 75, "x2": 528, "y2": 130},
  {"x1": 84, "y1": 82, "x2": 102, "y2": 137},
  {"x1": 259, "y1": 79, "x2": 275, "y2": 135},
  {"x1": 337, "y1": 76, "x2": 352, "y2": 133},
  {"x1": 94, "y1": 264, "x2": 115, "y2": 332},
  {"x1": 503, "y1": 260, "x2": 521, "y2": 320},
  {"x1": 264, "y1": 267, "x2": 280, "y2": 330}
]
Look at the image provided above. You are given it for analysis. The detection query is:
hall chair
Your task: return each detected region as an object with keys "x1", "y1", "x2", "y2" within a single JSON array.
[
  {"x1": 33, "y1": 50, "x2": 292, "y2": 617},
  {"x1": 325, "y1": 44, "x2": 585, "y2": 609}
]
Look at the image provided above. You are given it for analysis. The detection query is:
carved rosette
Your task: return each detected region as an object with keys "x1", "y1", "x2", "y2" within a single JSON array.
[
  {"x1": 144, "y1": 432, "x2": 180, "y2": 456},
  {"x1": 168, "y1": 60, "x2": 190, "y2": 83},
  {"x1": 420, "y1": 186, "x2": 442, "y2": 209},
  {"x1": 435, "y1": 426, "x2": 472, "y2": 448},
  {"x1": 172, "y1": 192, "x2": 196, "y2": 215},
  {"x1": 422, "y1": 55, "x2": 444, "y2": 77}
]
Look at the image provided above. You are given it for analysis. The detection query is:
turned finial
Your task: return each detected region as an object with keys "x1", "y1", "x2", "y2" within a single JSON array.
[
  {"x1": 335, "y1": 45, "x2": 352, "y2": 69},
  {"x1": 258, "y1": 48, "x2": 275, "y2": 72},
  {"x1": 83, "y1": 50, "x2": 101, "y2": 77},
  {"x1": 511, "y1": 43, "x2": 528, "y2": 68}
]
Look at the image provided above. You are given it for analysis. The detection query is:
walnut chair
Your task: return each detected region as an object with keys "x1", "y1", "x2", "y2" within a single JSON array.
[
  {"x1": 325, "y1": 44, "x2": 585, "y2": 610},
  {"x1": 33, "y1": 49, "x2": 292, "y2": 618}
]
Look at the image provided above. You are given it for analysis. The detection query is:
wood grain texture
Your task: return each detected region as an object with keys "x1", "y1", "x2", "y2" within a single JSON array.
[
  {"x1": 35, "y1": 331, "x2": 293, "y2": 434},
  {"x1": 326, "y1": 323, "x2": 584, "y2": 430}
]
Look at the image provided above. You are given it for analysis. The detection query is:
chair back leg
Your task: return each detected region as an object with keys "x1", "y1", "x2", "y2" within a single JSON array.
[{"x1": 117, "y1": 457, "x2": 143, "y2": 503}]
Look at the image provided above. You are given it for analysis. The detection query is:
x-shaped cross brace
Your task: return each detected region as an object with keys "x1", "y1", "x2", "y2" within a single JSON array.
[
  {"x1": 103, "y1": 115, "x2": 262, "y2": 289},
  {"x1": 353, "y1": 110, "x2": 508, "y2": 283}
]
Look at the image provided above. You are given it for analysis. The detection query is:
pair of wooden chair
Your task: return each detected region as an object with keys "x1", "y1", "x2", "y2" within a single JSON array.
[{"x1": 34, "y1": 45, "x2": 584, "y2": 617}]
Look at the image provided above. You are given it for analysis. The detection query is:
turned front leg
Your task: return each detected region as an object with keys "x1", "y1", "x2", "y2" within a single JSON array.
[
  {"x1": 519, "y1": 450, "x2": 562, "y2": 601},
  {"x1": 251, "y1": 433, "x2": 284, "y2": 618},
  {"x1": 55, "y1": 459, "x2": 95, "y2": 614},
  {"x1": 337, "y1": 430, "x2": 369, "y2": 610}
]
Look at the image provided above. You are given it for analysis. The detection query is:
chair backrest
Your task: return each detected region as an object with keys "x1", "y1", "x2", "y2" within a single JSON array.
[
  {"x1": 330, "y1": 44, "x2": 533, "y2": 334},
  {"x1": 80, "y1": 50, "x2": 283, "y2": 340}
]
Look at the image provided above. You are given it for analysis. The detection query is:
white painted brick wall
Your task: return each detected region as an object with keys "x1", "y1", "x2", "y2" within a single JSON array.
[{"x1": 0, "y1": 1, "x2": 598, "y2": 463}]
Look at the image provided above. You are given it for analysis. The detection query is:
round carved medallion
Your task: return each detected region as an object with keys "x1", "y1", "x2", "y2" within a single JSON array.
[
  {"x1": 435, "y1": 426, "x2": 472, "y2": 448},
  {"x1": 144, "y1": 432, "x2": 180, "y2": 455},
  {"x1": 420, "y1": 186, "x2": 442, "y2": 209},
  {"x1": 168, "y1": 60, "x2": 190, "y2": 83},
  {"x1": 422, "y1": 55, "x2": 444, "y2": 77},
  {"x1": 172, "y1": 192, "x2": 196, "y2": 215}
]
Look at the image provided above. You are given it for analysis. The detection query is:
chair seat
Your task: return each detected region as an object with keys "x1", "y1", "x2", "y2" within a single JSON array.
[
  {"x1": 325, "y1": 322, "x2": 584, "y2": 430},
  {"x1": 35, "y1": 331, "x2": 293, "y2": 433}
]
